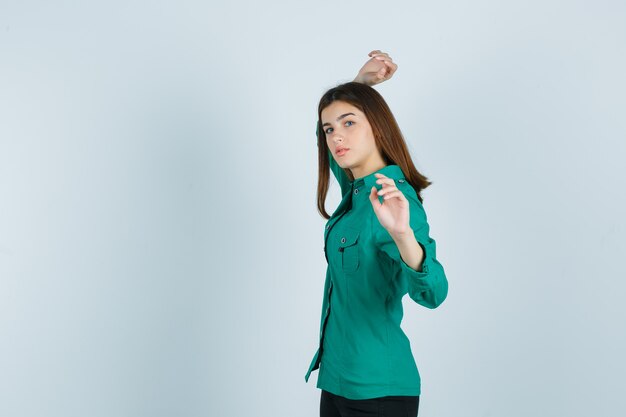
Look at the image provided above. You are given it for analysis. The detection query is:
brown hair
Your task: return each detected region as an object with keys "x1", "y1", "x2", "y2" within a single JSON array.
[{"x1": 316, "y1": 81, "x2": 432, "y2": 219}]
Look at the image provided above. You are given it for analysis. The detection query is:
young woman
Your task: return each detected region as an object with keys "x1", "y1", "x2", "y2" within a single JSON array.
[{"x1": 304, "y1": 51, "x2": 449, "y2": 417}]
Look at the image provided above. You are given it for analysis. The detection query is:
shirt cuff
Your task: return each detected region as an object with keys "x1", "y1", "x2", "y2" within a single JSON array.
[{"x1": 396, "y1": 239, "x2": 436, "y2": 291}]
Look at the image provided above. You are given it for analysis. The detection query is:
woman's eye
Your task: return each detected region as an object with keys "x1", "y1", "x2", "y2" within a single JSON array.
[{"x1": 325, "y1": 121, "x2": 354, "y2": 134}]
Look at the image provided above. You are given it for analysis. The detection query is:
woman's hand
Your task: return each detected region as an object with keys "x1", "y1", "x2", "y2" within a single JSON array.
[
  {"x1": 353, "y1": 50, "x2": 398, "y2": 86},
  {"x1": 368, "y1": 173, "x2": 412, "y2": 238}
]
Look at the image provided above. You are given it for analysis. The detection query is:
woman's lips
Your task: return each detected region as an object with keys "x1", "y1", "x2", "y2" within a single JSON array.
[{"x1": 336, "y1": 148, "x2": 349, "y2": 156}]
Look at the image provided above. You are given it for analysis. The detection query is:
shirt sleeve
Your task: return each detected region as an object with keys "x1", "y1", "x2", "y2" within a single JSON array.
[
  {"x1": 316, "y1": 123, "x2": 351, "y2": 197},
  {"x1": 372, "y1": 185, "x2": 449, "y2": 309}
]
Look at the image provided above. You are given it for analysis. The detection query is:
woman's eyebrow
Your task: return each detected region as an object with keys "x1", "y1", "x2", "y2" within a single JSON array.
[{"x1": 322, "y1": 113, "x2": 356, "y2": 127}]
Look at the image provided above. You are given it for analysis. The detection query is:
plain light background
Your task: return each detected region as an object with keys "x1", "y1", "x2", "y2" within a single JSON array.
[{"x1": 1, "y1": 1, "x2": 625, "y2": 416}]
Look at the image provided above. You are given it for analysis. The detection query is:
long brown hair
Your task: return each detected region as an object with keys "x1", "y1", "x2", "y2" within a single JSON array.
[{"x1": 316, "y1": 81, "x2": 432, "y2": 219}]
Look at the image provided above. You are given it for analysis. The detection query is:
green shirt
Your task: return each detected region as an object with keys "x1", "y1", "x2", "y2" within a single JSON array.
[{"x1": 304, "y1": 147, "x2": 449, "y2": 400}]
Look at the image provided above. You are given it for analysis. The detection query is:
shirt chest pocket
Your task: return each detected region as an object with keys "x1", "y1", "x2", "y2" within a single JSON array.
[{"x1": 337, "y1": 228, "x2": 360, "y2": 273}]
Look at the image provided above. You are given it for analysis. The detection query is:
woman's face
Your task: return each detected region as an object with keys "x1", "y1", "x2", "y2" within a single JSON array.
[{"x1": 321, "y1": 101, "x2": 383, "y2": 178}]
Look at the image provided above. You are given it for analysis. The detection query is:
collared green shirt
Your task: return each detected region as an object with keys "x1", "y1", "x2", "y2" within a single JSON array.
[{"x1": 304, "y1": 146, "x2": 449, "y2": 400}]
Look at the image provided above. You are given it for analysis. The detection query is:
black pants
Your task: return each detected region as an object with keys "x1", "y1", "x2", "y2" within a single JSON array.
[{"x1": 320, "y1": 389, "x2": 419, "y2": 417}]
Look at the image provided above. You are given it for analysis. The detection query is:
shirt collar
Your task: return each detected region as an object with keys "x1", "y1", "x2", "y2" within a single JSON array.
[{"x1": 349, "y1": 164, "x2": 406, "y2": 207}]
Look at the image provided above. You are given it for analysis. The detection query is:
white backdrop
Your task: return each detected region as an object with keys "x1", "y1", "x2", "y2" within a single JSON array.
[{"x1": 1, "y1": 1, "x2": 625, "y2": 416}]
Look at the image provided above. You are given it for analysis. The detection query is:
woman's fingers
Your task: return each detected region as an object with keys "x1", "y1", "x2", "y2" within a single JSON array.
[
  {"x1": 370, "y1": 52, "x2": 394, "y2": 63},
  {"x1": 373, "y1": 55, "x2": 393, "y2": 63},
  {"x1": 383, "y1": 60, "x2": 398, "y2": 77},
  {"x1": 370, "y1": 53, "x2": 397, "y2": 79},
  {"x1": 378, "y1": 185, "x2": 398, "y2": 197},
  {"x1": 375, "y1": 173, "x2": 395, "y2": 185},
  {"x1": 380, "y1": 59, "x2": 398, "y2": 76},
  {"x1": 369, "y1": 50, "x2": 391, "y2": 59},
  {"x1": 381, "y1": 190, "x2": 404, "y2": 200},
  {"x1": 368, "y1": 50, "x2": 394, "y2": 65},
  {"x1": 378, "y1": 182, "x2": 396, "y2": 194},
  {"x1": 375, "y1": 174, "x2": 399, "y2": 196}
]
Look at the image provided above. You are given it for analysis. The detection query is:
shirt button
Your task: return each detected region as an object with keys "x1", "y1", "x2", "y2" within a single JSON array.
[
  {"x1": 326, "y1": 224, "x2": 330, "y2": 229},
  {"x1": 340, "y1": 237, "x2": 346, "y2": 243},
  {"x1": 354, "y1": 188, "x2": 359, "y2": 194},
  {"x1": 398, "y1": 179, "x2": 405, "y2": 183}
]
